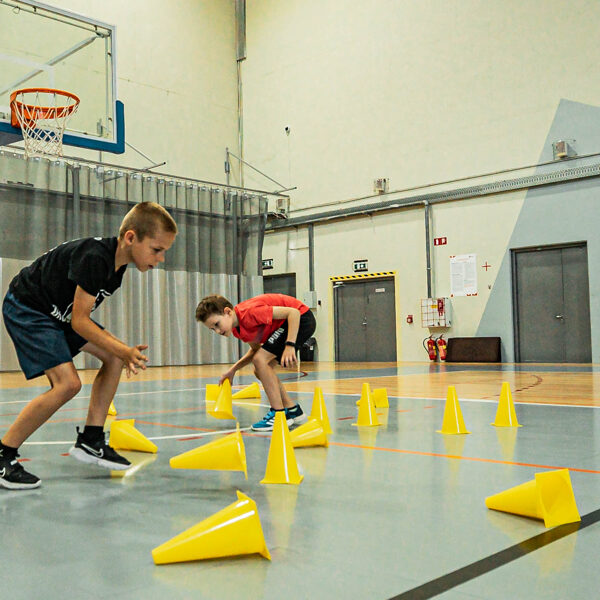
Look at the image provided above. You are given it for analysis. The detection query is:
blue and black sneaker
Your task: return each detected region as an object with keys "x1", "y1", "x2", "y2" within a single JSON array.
[
  {"x1": 251, "y1": 409, "x2": 294, "y2": 432},
  {"x1": 285, "y1": 404, "x2": 308, "y2": 426}
]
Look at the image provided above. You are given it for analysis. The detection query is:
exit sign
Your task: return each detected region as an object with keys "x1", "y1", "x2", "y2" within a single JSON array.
[
  {"x1": 353, "y1": 259, "x2": 368, "y2": 272},
  {"x1": 434, "y1": 237, "x2": 447, "y2": 246},
  {"x1": 262, "y1": 258, "x2": 273, "y2": 270}
]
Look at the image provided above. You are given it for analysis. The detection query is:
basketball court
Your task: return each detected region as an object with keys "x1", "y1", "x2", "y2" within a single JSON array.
[
  {"x1": 1, "y1": 363, "x2": 599, "y2": 599},
  {"x1": 1, "y1": 1, "x2": 599, "y2": 599}
]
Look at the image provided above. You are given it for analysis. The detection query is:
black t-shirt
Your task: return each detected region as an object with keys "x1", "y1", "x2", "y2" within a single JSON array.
[{"x1": 9, "y1": 237, "x2": 127, "y2": 326}]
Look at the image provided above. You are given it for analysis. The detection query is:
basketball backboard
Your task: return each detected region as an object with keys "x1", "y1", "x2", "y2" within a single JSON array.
[{"x1": 0, "y1": 0, "x2": 124, "y2": 153}]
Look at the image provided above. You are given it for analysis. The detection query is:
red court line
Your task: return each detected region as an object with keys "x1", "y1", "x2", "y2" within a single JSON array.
[{"x1": 330, "y1": 441, "x2": 600, "y2": 474}]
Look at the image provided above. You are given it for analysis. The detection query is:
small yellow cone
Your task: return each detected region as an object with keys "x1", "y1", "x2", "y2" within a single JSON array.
[
  {"x1": 232, "y1": 382, "x2": 261, "y2": 399},
  {"x1": 289, "y1": 418, "x2": 329, "y2": 448},
  {"x1": 109, "y1": 419, "x2": 158, "y2": 453},
  {"x1": 108, "y1": 401, "x2": 117, "y2": 416},
  {"x1": 260, "y1": 411, "x2": 303, "y2": 485},
  {"x1": 492, "y1": 382, "x2": 522, "y2": 427},
  {"x1": 310, "y1": 387, "x2": 332, "y2": 434},
  {"x1": 205, "y1": 384, "x2": 220, "y2": 402},
  {"x1": 170, "y1": 424, "x2": 248, "y2": 479},
  {"x1": 485, "y1": 469, "x2": 580, "y2": 528},
  {"x1": 208, "y1": 379, "x2": 235, "y2": 420},
  {"x1": 436, "y1": 386, "x2": 471, "y2": 434},
  {"x1": 352, "y1": 383, "x2": 381, "y2": 427},
  {"x1": 152, "y1": 491, "x2": 271, "y2": 564},
  {"x1": 372, "y1": 388, "x2": 389, "y2": 408}
]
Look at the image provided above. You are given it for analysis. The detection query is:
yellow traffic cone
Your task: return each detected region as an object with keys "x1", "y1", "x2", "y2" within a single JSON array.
[
  {"x1": 290, "y1": 418, "x2": 329, "y2": 448},
  {"x1": 108, "y1": 401, "x2": 118, "y2": 416},
  {"x1": 492, "y1": 382, "x2": 522, "y2": 427},
  {"x1": 485, "y1": 469, "x2": 580, "y2": 528},
  {"x1": 109, "y1": 419, "x2": 158, "y2": 453},
  {"x1": 436, "y1": 386, "x2": 470, "y2": 434},
  {"x1": 260, "y1": 411, "x2": 303, "y2": 484},
  {"x1": 232, "y1": 382, "x2": 261, "y2": 399},
  {"x1": 208, "y1": 379, "x2": 235, "y2": 420},
  {"x1": 310, "y1": 387, "x2": 332, "y2": 434},
  {"x1": 205, "y1": 383, "x2": 220, "y2": 402},
  {"x1": 373, "y1": 388, "x2": 389, "y2": 408},
  {"x1": 170, "y1": 423, "x2": 248, "y2": 479},
  {"x1": 352, "y1": 383, "x2": 381, "y2": 427},
  {"x1": 152, "y1": 491, "x2": 271, "y2": 564}
]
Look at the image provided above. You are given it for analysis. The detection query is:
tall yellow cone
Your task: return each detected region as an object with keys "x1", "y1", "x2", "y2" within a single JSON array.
[
  {"x1": 492, "y1": 382, "x2": 522, "y2": 427},
  {"x1": 152, "y1": 491, "x2": 271, "y2": 564},
  {"x1": 232, "y1": 382, "x2": 261, "y2": 399},
  {"x1": 260, "y1": 411, "x2": 303, "y2": 484},
  {"x1": 290, "y1": 418, "x2": 329, "y2": 448},
  {"x1": 108, "y1": 401, "x2": 118, "y2": 416},
  {"x1": 310, "y1": 387, "x2": 332, "y2": 434},
  {"x1": 205, "y1": 384, "x2": 220, "y2": 402},
  {"x1": 170, "y1": 423, "x2": 248, "y2": 479},
  {"x1": 372, "y1": 388, "x2": 389, "y2": 408},
  {"x1": 436, "y1": 386, "x2": 470, "y2": 434},
  {"x1": 208, "y1": 379, "x2": 235, "y2": 420},
  {"x1": 352, "y1": 383, "x2": 381, "y2": 427},
  {"x1": 485, "y1": 469, "x2": 580, "y2": 528},
  {"x1": 109, "y1": 419, "x2": 158, "y2": 453}
]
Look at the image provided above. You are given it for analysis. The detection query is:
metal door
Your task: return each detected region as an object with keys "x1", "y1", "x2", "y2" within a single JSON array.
[
  {"x1": 334, "y1": 278, "x2": 397, "y2": 362},
  {"x1": 263, "y1": 273, "x2": 296, "y2": 297},
  {"x1": 513, "y1": 244, "x2": 591, "y2": 362}
]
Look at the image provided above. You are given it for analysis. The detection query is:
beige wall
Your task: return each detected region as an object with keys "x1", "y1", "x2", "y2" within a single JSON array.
[
  {"x1": 247, "y1": 1, "x2": 600, "y2": 360},
  {"x1": 43, "y1": 0, "x2": 239, "y2": 180}
]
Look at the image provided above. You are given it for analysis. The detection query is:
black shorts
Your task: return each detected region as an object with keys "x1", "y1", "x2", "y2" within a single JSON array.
[{"x1": 261, "y1": 310, "x2": 316, "y2": 362}]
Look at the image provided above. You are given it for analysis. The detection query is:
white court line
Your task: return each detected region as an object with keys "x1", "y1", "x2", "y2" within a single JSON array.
[
  {"x1": 286, "y1": 389, "x2": 600, "y2": 408},
  {"x1": 23, "y1": 426, "x2": 253, "y2": 446}
]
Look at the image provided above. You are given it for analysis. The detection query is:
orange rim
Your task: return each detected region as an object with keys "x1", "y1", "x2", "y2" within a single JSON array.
[{"x1": 10, "y1": 88, "x2": 80, "y2": 127}]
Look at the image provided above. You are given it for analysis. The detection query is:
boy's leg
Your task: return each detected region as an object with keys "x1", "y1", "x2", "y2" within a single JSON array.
[
  {"x1": 67, "y1": 340, "x2": 130, "y2": 471},
  {"x1": 1, "y1": 361, "x2": 81, "y2": 490},
  {"x1": 79, "y1": 341, "x2": 123, "y2": 426},
  {"x1": 2, "y1": 362, "x2": 81, "y2": 448}
]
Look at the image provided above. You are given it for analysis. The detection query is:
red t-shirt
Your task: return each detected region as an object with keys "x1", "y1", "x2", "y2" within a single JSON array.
[{"x1": 232, "y1": 293, "x2": 309, "y2": 345}]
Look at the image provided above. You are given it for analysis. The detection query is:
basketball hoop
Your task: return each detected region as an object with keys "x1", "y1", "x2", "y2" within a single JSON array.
[{"x1": 10, "y1": 88, "x2": 80, "y2": 158}]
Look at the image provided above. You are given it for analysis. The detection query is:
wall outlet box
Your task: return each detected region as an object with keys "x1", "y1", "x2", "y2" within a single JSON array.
[{"x1": 303, "y1": 290, "x2": 317, "y2": 308}]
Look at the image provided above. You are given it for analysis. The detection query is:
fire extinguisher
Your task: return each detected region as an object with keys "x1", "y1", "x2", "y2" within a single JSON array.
[
  {"x1": 423, "y1": 336, "x2": 437, "y2": 361},
  {"x1": 436, "y1": 335, "x2": 447, "y2": 361}
]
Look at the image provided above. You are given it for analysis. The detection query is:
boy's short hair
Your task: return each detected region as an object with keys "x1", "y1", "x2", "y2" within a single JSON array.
[
  {"x1": 196, "y1": 295, "x2": 233, "y2": 322},
  {"x1": 119, "y1": 202, "x2": 178, "y2": 240}
]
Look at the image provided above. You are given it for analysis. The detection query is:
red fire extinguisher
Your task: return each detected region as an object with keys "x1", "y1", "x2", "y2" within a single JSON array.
[
  {"x1": 423, "y1": 336, "x2": 437, "y2": 361},
  {"x1": 436, "y1": 335, "x2": 447, "y2": 361}
]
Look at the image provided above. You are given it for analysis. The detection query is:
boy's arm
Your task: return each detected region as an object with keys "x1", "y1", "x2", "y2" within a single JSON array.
[
  {"x1": 272, "y1": 306, "x2": 301, "y2": 367},
  {"x1": 220, "y1": 343, "x2": 261, "y2": 384},
  {"x1": 71, "y1": 285, "x2": 148, "y2": 377}
]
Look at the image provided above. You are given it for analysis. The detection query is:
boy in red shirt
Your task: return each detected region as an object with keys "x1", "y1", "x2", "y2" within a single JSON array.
[{"x1": 196, "y1": 293, "x2": 316, "y2": 431}]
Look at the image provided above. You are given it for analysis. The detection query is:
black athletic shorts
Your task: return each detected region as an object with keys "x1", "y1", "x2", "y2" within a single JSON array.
[{"x1": 261, "y1": 310, "x2": 316, "y2": 362}]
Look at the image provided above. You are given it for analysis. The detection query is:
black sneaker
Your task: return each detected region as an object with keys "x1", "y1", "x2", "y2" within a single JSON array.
[
  {"x1": 0, "y1": 451, "x2": 41, "y2": 490},
  {"x1": 285, "y1": 404, "x2": 308, "y2": 426},
  {"x1": 68, "y1": 427, "x2": 131, "y2": 471}
]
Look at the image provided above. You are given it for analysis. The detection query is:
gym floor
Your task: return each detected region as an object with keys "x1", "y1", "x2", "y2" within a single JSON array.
[{"x1": 1, "y1": 362, "x2": 598, "y2": 600}]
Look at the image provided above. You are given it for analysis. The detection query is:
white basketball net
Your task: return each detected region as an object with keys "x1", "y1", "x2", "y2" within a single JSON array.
[{"x1": 11, "y1": 89, "x2": 79, "y2": 158}]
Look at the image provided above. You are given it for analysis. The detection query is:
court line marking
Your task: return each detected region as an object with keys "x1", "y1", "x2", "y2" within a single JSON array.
[
  {"x1": 331, "y1": 441, "x2": 600, "y2": 474},
  {"x1": 388, "y1": 508, "x2": 600, "y2": 599}
]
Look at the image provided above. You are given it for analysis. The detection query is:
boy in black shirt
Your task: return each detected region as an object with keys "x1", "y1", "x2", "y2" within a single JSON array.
[{"x1": 0, "y1": 202, "x2": 177, "y2": 490}]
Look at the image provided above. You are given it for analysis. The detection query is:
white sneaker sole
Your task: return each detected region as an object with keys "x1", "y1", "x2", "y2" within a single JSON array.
[
  {"x1": 291, "y1": 413, "x2": 308, "y2": 425},
  {"x1": 0, "y1": 477, "x2": 41, "y2": 490},
  {"x1": 68, "y1": 446, "x2": 130, "y2": 471}
]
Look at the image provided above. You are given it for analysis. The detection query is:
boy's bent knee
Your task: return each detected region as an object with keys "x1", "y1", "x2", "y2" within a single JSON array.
[{"x1": 57, "y1": 376, "x2": 82, "y2": 400}]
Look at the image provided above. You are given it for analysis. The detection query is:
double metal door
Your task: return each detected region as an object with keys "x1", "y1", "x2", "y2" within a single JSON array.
[
  {"x1": 513, "y1": 244, "x2": 591, "y2": 362},
  {"x1": 334, "y1": 278, "x2": 396, "y2": 362}
]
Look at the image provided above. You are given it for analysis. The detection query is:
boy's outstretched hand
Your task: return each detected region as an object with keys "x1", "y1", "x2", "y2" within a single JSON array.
[
  {"x1": 280, "y1": 346, "x2": 297, "y2": 368},
  {"x1": 123, "y1": 344, "x2": 149, "y2": 377},
  {"x1": 219, "y1": 368, "x2": 236, "y2": 386}
]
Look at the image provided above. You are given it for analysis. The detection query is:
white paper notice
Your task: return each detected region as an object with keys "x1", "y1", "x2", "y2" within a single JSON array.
[{"x1": 450, "y1": 254, "x2": 477, "y2": 296}]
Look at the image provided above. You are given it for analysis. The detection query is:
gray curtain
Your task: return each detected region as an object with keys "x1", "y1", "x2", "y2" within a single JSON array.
[{"x1": 0, "y1": 150, "x2": 266, "y2": 371}]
